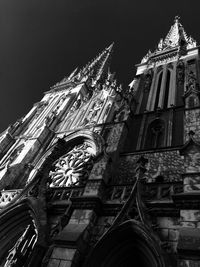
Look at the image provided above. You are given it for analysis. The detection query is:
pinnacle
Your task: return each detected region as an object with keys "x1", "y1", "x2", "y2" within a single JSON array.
[{"x1": 106, "y1": 42, "x2": 114, "y2": 51}]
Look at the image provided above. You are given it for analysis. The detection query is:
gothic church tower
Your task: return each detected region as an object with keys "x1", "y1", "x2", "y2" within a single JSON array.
[
  {"x1": 1, "y1": 17, "x2": 200, "y2": 267},
  {"x1": 0, "y1": 43, "x2": 131, "y2": 266}
]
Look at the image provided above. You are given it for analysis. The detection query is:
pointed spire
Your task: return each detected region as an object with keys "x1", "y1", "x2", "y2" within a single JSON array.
[
  {"x1": 79, "y1": 43, "x2": 114, "y2": 84},
  {"x1": 106, "y1": 42, "x2": 114, "y2": 51},
  {"x1": 161, "y1": 16, "x2": 185, "y2": 49},
  {"x1": 67, "y1": 67, "x2": 78, "y2": 80},
  {"x1": 158, "y1": 16, "x2": 197, "y2": 51},
  {"x1": 51, "y1": 43, "x2": 114, "y2": 89},
  {"x1": 141, "y1": 16, "x2": 197, "y2": 63}
]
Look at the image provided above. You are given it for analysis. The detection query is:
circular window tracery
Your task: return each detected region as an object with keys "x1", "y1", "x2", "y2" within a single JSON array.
[{"x1": 49, "y1": 142, "x2": 94, "y2": 187}]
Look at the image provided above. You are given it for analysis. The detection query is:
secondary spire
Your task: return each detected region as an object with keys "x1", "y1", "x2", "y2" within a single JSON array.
[{"x1": 141, "y1": 16, "x2": 197, "y2": 63}]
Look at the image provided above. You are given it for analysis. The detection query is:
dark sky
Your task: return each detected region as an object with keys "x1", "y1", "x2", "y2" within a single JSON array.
[{"x1": 0, "y1": 0, "x2": 199, "y2": 132}]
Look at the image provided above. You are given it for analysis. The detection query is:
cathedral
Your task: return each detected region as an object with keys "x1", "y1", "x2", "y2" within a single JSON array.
[{"x1": 0, "y1": 16, "x2": 200, "y2": 267}]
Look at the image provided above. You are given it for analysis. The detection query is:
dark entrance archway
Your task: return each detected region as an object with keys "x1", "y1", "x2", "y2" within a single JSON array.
[{"x1": 85, "y1": 220, "x2": 166, "y2": 267}]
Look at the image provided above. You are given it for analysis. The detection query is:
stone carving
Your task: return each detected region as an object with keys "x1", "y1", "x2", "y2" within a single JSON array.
[
  {"x1": 34, "y1": 100, "x2": 48, "y2": 118},
  {"x1": 88, "y1": 99, "x2": 104, "y2": 121},
  {"x1": 89, "y1": 157, "x2": 107, "y2": 180},
  {"x1": 0, "y1": 143, "x2": 25, "y2": 171},
  {"x1": 49, "y1": 143, "x2": 93, "y2": 187},
  {"x1": 141, "y1": 50, "x2": 152, "y2": 64},
  {"x1": 186, "y1": 151, "x2": 200, "y2": 173},
  {"x1": 70, "y1": 97, "x2": 82, "y2": 113},
  {"x1": 107, "y1": 124, "x2": 123, "y2": 153},
  {"x1": 114, "y1": 104, "x2": 130, "y2": 123},
  {"x1": 187, "y1": 71, "x2": 197, "y2": 92},
  {"x1": 81, "y1": 98, "x2": 104, "y2": 126},
  {"x1": 187, "y1": 36, "x2": 197, "y2": 49},
  {"x1": 176, "y1": 60, "x2": 185, "y2": 85}
]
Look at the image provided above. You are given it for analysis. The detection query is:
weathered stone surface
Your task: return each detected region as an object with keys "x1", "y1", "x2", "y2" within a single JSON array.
[
  {"x1": 178, "y1": 259, "x2": 200, "y2": 267},
  {"x1": 178, "y1": 228, "x2": 200, "y2": 252},
  {"x1": 69, "y1": 209, "x2": 94, "y2": 224},
  {"x1": 157, "y1": 217, "x2": 179, "y2": 229},
  {"x1": 158, "y1": 228, "x2": 169, "y2": 241},
  {"x1": 48, "y1": 259, "x2": 60, "y2": 267},
  {"x1": 116, "y1": 150, "x2": 184, "y2": 183},
  {"x1": 183, "y1": 145, "x2": 200, "y2": 173},
  {"x1": 180, "y1": 221, "x2": 196, "y2": 228},
  {"x1": 185, "y1": 109, "x2": 200, "y2": 142},
  {"x1": 169, "y1": 229, "x2": 179, "y2": 241},
  {"x1": 51, "y1": 247, "x2": 76, "y2": 261},
  {"x1": 106, "y1": 123, "x2": 124, "y2": 153},
  {"x1": 184, "y1": 175, "x2": 200, "y2": 192},
  {"x1": 181, "y1": 210, "x2": 200, "y2": 222},
  {"x1": 59, "y1": 261, "x2": 72, "y2": 267}
]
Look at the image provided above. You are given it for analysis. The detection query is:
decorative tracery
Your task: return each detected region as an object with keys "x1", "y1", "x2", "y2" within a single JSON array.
[{"x1": 49, "y1": 142, "x2": 94, "y2": 187}]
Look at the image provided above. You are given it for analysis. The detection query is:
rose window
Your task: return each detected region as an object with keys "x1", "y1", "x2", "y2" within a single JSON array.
[{"x1": 49, "y1": 143, "x2": 93, "y2": 187}]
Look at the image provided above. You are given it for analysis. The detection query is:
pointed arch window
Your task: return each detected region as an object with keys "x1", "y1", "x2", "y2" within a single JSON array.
[
  {"x1": 145, "y1": 119, "x2": 165, "y2": 149},
  {"x1": 163, "y1": 70, "x2": 171, "y2": 109},
  {"x1": 154, "y1": 72, "x2": 163, "y2": 110}
]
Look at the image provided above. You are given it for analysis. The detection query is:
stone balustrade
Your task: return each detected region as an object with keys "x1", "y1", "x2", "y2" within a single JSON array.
[{"x1": 48, "y1": 186, "x2": 84, "y2": 202}]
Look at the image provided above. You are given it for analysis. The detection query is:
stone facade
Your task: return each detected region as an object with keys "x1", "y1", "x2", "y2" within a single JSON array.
[{"x1": 0, "y1": 17, "x2": 200, "y2": 267}]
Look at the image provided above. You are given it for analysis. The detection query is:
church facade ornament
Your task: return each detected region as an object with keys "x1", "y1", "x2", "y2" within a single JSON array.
[{"x1": 49, "y1": 143, "x2": 93, "y2": 187}]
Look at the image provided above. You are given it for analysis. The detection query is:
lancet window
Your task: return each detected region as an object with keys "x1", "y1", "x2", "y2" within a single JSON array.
[
  {"x1": 163, "y1": 70, "x2": 171, "y2": 109},
  {"x1": 154, "y1": 71, "x2": 163, "y2": 110},
  {"x1": 145, "y1": 119, "x2": 165, "y2": 149}
]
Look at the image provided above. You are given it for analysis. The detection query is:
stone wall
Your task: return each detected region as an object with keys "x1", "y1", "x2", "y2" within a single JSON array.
[{"x1": 116, "y1": 149, "x2": 184, "y2": 183}]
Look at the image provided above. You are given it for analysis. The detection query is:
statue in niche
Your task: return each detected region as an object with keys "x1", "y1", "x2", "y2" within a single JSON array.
[
  {"x1": 70, "y1": 98, "x2": 82, "y2": 113},
  {"x1": 87, "y1": 99, "x2": 104, "y2": 123}
]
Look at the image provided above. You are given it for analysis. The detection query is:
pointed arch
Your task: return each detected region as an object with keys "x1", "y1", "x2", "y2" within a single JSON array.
[
  {"x1": 145, "y1": 119, "x2": 165, "y2": 149},
  {"x1": 26, "y1": 130, "x2": 105, "y2": 186},
  {"x1": 84, "y1": 220, "x2": 166, "y2": 267},
  {"x1": 154, "y1": 71, "x2": 163, "y2": 110},
  {"x1": 0, "y1": 198, "x2": 45, "y2": 267},
  {"x1": 163, "y1": 69, "x2": 171, "y2": 109}
]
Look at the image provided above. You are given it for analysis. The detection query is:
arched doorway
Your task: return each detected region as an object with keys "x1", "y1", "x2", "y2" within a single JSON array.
[
  {"x1": 0, "y1": 199, "x2": 44, "y2": 267},
  {"x1": 85, "y1": 220, "x2": 166, "y2": 267}
]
